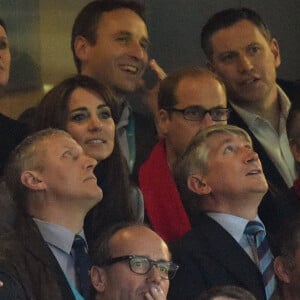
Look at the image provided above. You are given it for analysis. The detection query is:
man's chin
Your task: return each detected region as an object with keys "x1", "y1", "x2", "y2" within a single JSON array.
[{"x1": 113, "y1": 82, "x2": 138, "y2": 97}]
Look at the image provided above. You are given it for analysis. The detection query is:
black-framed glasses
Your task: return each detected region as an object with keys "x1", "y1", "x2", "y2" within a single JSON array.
[
  {"x1": 101, "y1": 255, "x2": 179, "y2": 280},
  {"x1": 165, "y1": 105, "x2": 230, "y2": 122}
]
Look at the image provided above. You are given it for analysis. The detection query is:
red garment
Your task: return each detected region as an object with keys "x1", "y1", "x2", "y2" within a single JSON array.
[
  {"x1": 294, "y1": 178, "x2": 300, "y2": 199},
  {"x1": 139, "y1": 140, "x2": 191, "y2": 241}
]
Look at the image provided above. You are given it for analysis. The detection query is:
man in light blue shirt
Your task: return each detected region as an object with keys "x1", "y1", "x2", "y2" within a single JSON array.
[
  {"x1": 0, "y1": 128, "x2": 103, "y2": 300},
  {"x1": 169, "y1": 124, "x2": 276, "y2": 300}
]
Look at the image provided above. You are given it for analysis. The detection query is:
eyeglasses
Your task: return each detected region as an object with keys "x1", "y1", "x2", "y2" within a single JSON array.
[
  {"x1": 165, "y1": 106, "x2": 230, "y2": 122},
  {"x1": 102, "y1": 255, "x2": 179, "y2": 280}
]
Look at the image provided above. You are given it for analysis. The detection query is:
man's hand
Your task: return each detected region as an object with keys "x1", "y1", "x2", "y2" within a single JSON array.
[
  {"x1": 144, "y1": 286, "x2": 167, "y2": 300},
  {"x1": 140, "y1": 59, "x2": 167, "y2": 117}
]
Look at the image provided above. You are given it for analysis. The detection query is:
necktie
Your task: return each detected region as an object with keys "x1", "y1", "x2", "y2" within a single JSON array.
[
  {"x1": 72, "y1": 234, "x2": 90, "y2": 300},
  {"x1": 244, "y1": 221, "x2": 276, "y2": 300}
]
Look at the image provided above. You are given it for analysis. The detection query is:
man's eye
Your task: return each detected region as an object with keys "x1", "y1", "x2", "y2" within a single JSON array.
[
  {"x1": 220, "y1": 53, "x2": 236, "y2": 63},
  {"x1": 186, "y1": 109, "x2": 201, "y2": 117},
  {"x1": 132, "y1": 260, "x2": 146, "y2": 269},
  {"x1": 249, "y1": 45, "x2": 261, "y2": 55},
  {"x1": 116, "y1": 36, "x2": 129, "y2": 44},
  {"x1": 224, "y1": 145, "x2": 234, "y2": 154},
  {"x1": 158, "y1": 264, "x2": 169, "y2": 274},
  {"x1": 140, "y1": 40, "x2": 149, "y2": 51}
]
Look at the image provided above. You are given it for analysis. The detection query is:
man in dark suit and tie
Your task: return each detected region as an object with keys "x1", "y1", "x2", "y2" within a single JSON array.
[
  {"x1": 200, "y1": 8, "x2": 300, "y2": 234},
  {"x1": 0, "y1": 128, "x2": 103, "y2": 300},
  {"x1": 168, "y1": 124, "x2": 276, "y2": 300}
]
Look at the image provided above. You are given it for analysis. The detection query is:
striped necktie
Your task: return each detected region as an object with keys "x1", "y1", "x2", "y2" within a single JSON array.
[
  {"x1": 244, "y1": 221, "x2": 276, "y2": 300},
  {"x1": 72, "y1": 235, "x2": 90, "y2": 300}
]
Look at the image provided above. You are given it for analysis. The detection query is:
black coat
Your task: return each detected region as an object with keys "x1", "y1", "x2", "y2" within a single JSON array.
[
  {"x1": 0, "y1": 216, "x2": 75, "y2": 300},
  {"x1": 168, "y1": 214, "x2": 266, "y2": 300}
]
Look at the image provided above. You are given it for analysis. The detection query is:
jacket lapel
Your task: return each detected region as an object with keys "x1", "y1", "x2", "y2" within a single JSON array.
[{"x1": 194, "y1": 215, "x2": 266, "y2": 299}]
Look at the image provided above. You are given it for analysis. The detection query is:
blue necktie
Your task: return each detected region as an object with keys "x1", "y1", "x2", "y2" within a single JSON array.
[
  {"x1": 244, "y1": 221, "x2": 276, "y2": 300},
  {"x1": 72, "y1": 235, "x2": 90, "y2": 300}
]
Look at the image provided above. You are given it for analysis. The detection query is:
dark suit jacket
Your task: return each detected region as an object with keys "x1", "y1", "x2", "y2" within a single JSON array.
[
  {"x1": 0, "y1": 216, "x2": 75, "y2": 300},
  {"x1": 132, "y1": 110, "x2": 158, "y2": 183},
  {"x1": 168, "y1": 214, "x2": 266, "y2": 300},
  {"x1": 0, "y1": 114, "x2": 28, "y2": 176},
  {"x1": 228, "y1": 80, "x2": 300, "y2": 234}
]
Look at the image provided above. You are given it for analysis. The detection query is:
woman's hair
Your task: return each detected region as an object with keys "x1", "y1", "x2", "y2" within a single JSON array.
[
  {"x1": 34, "y1": 75, "x2": 135, "y2": 244},
  {"x1": 0, "y1": 18, "x2": 7, "y2": 32}
]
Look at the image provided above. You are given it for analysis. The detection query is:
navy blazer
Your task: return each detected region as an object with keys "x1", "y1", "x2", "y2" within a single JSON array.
[
  {"x1": 0, "y1": 216, "x2": 75, "y2": 300},
  {"x1": 168, "y1": 214, "x2": 266, "y2": 300}
]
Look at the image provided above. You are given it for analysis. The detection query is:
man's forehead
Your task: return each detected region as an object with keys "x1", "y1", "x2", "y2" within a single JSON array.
[
  {"x1": 109, "y1": 226, "x2": 170, "y2": 257},
  {"x1": 210, "y1": 20, "x2": 268, "y2": 51},
  {"x1": 208, "y1": 131, "x2": 250, "y2": 146},
  {"x1": 41, "y1": 134, "x2": 79, "y2": 152},
  {"x1": 97, "y1": 8, "x2": 148, "y2": 36}
]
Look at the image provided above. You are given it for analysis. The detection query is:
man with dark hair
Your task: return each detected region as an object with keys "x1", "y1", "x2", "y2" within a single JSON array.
[
  {"x1": 72, "y1": 0, "x2": 164, "y2": 175},
  {"x1": 169, "y1": 124, "x2": 276, "y2": 300},
  {"x1": 0, "y1": 128, "x2": 103, "y2": 300},
  {"x1": 200, "y1": 8, "x2": 300, "y2": 234},
  {"x1": 90, "y1": 222, "x2": 178, "y2": 300},
  {"x1": 139, "y1": 66, "x2": 229, "y2": 241}
]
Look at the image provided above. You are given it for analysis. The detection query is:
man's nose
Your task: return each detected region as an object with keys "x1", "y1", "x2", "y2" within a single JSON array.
[
  {"x1": 237, "y1": 54, "x2": 254, "y2": 73},
  {"x1": 128, "y1": 41, "x2": 147, "y2": 61},
  {"x1": 146, "y1": 265, "x2": 164, "y2": 284},
  {"x1": 244, "y1": 148, "x2": 259, "y2": 164}
]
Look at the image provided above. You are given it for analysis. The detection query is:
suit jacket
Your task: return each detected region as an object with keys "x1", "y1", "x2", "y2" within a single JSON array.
[
  {"x1": 0, "y1": 113, "x2": 28, "y2": 176},
  {"x1": 168, "y1": 214, "x2": 266, "y2": 300},
  {"x1": 0, "y1": 216, "x2": 75, "y2": 300},
  {"x1": 131, "y1": 109, "x2": 158, "y2": 183},
  {"x1": 228, "y1": 81, "x2": 300, "y2": 234}
]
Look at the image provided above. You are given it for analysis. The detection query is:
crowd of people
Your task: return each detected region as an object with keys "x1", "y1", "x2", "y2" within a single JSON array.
[{"x1": 0, "y1": 1, "x2": 300, "y2": 300}]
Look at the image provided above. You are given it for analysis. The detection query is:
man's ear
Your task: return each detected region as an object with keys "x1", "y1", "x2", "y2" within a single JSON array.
[
  {"x1": 90, "y1": 266, "x2": 107, "y2": 293},
  {"x1": 273, "y1": 256, "x2": 291, "y2": 284},
  {"x1": 270, "y1": 38, "x2": 281, "y2": 68},
  {"x1": 156, "y1": 109, "x2": 171, "y2": 137},
  {"x1": 187, "y1": 174, "x2": 211, "y2": 195},
  {"x1": 20, "y1": 170, "x2": 46, "y2": 191},
  {"x1": 74, "y1": 36, "x2": 90, "y2": 62}
]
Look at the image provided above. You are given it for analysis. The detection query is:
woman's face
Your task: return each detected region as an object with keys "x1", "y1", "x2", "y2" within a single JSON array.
[
  {"x1": 66, "y1": 87, "x2": 115, "y2": 162},
  {"x1": 0, "y1": 25, "x2": 11, "y2": 87}
]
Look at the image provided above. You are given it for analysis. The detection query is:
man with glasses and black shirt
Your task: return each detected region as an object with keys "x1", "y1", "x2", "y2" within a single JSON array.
[
  {"x1": 90, "y1": 222, "x2": 178, "y2": 300},
  {"x1": 138, "y1": 66, "x2": 229, "y2": 241}
]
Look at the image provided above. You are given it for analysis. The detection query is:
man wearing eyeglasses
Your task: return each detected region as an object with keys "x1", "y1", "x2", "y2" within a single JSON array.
[
  {"x1": 90, "y1": 222, "x2": 178, "y2": 300},
  {"x1": 139, "y1": 66, "x2": 229, "y2": 241}
]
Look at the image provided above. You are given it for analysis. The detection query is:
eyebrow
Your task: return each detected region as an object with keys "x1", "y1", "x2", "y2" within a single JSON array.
[
  {"x1": 114, "y1": 30, "x2": 150, "y2": 44},
  {"x1": 69, "y1": 104, "x2": 109, "y2": 113}
]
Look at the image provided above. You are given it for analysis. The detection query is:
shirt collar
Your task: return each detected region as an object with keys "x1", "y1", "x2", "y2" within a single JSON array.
[
  {"x1": 207, "y1": 212, "x2": 262, "y2": 242},
  {"x1": 229, "y1": 84, "x2": 291, "y2": 127},
  {"x1": 33, "y1": 218, "x2": 86, "y2": 254}
]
